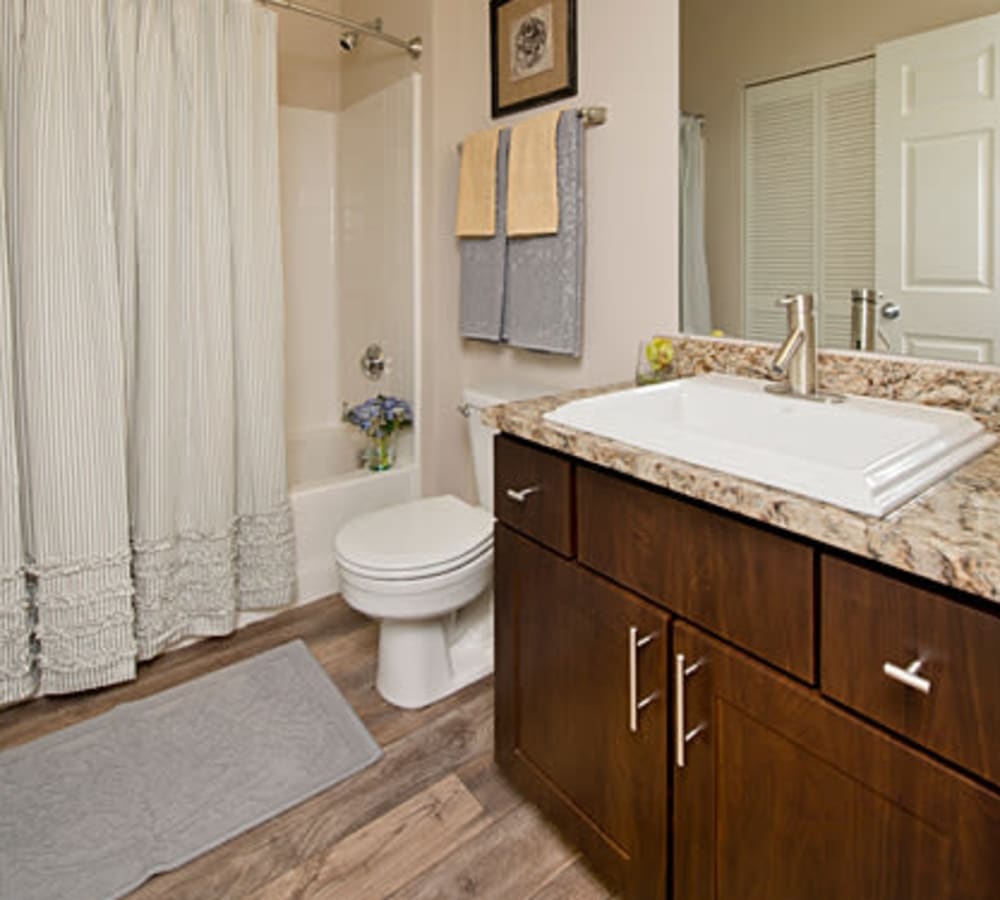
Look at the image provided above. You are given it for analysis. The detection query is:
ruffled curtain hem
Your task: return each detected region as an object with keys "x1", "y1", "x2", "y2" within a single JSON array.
[
  {"x1": 0, "y1": 502, "x2": 296, "y2": 707},
  {"x1": 0, "y1": 574, "x2": 34, "y2": 705},
  {"x1": 0, "y1": 573, "x2": 36, "y2": 705},
  {"x1": 133, "y1": 501, "x2": 296, "y2": 660},
  {"x1": 32, "y1": 558, "x2": 137, "y2": 698}
]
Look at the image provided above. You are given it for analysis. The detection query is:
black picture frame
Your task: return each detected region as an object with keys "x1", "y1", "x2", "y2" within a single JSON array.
[{"x1": 490, "y1": 0, "x2": 578, "y2": 119}]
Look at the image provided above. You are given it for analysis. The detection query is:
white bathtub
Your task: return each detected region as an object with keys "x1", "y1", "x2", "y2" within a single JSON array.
[{"x1": 288, "y1": 424, "x2": 419, "y2": 603}]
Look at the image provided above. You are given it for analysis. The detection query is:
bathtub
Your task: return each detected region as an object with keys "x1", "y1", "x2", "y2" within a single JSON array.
[{"x1": 287, "y1": 424, "x2": 419, "y2": 604}]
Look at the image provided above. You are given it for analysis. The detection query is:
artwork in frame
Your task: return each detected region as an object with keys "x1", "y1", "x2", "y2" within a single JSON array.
[{"x1": 490, "y1": 0, "x2": 578, "y2": 118}]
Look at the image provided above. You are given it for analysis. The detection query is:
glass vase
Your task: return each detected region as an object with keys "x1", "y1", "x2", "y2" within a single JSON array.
[
  {"x1": 366, "y1": 430, "x2": 398, "y2": 471},
  {"x1": 635, "y1": 338, "x2": 676, "y2": 386}
]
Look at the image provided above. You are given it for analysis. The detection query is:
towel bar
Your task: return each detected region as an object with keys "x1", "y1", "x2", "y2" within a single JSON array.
[{"x1": 457, "y1": 105, "x2": 607, "y2": 153}]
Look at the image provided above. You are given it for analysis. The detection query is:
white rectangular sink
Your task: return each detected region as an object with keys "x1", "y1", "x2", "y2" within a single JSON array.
[{"x1": 543, "y1": 374, "x2": 996, "y2": 517}]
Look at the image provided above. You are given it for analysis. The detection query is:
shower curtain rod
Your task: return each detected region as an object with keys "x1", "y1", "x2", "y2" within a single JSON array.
[{"x1": 260, "y1": 0, "x2": 423, "y2": 58}]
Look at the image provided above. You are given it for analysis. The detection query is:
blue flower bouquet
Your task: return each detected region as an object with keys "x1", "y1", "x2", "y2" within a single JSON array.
[{"x1": 344, "y1": 394, "x2": 414, "y2": 470}]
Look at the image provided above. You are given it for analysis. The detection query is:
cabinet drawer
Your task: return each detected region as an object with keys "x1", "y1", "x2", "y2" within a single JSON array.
[
  {"x1": 494, "y1": 435, "x2": 574, "y2": 556},
  {"x1": 577, "y1": 465, "x2": 814, "y2": 681},
  {"x1": 821, "y1": 555, "x2": 1000, "y2": 787}
]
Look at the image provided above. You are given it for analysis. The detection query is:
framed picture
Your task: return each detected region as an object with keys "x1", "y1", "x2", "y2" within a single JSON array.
[{"x1": 490, "y1": 0, "x2": 578, "y2": 118}]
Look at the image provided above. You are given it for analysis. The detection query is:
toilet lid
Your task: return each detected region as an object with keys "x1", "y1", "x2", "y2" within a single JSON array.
[{"x1": 335, "y1": 495, "x2": 494, "y2": 579}]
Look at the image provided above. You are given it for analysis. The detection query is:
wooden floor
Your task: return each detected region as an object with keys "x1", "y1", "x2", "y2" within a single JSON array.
[{"x1": 0, "y1": 597, "x2": 612, "y2": 899}]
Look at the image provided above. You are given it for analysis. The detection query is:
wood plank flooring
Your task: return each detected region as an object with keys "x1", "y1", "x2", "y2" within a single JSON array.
[{"x1": 0, "y1": 597, "x2": 612, "y2": 899}]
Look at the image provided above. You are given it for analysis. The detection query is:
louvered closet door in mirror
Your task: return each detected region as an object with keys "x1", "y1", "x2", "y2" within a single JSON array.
[{"x1": 743, "y1": 59, "x2": 875, "y2": 346}]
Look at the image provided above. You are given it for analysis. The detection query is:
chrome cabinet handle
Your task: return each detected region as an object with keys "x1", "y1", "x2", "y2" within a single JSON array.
[
  {"x1": 881, "y1": 301, "x2": 901, "y2": 320},
  {"x1": 628, "y1": 626, "x2": 659, "y2": 733},
  {"x1": 882, "y1": 658, "x2": 931, "y2": 695},
  {"x1": 505, "y1": 485, "x2": 541, "y2": 503},
  {"x1": 675, "y1": 653, "x2": 706, "y2": 768}
]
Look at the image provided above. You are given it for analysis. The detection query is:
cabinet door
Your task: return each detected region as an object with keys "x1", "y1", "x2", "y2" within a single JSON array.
[
  {"x1": 495, "y1": 524, "x2": 669, "y2": 900},
  {"x1": 673, "y1": 621, "x2": 1000, "y2": 900}
]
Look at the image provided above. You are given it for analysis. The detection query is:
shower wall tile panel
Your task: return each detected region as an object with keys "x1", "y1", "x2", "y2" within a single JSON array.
[
  {"x1": 336, "y1": 77, "x2": 416, "y2": 413},
  {"x1": 278, "y1": 105, "x2": 339, "y2": 437}
]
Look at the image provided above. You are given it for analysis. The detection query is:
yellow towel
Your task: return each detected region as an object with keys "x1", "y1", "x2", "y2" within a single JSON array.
[
  {"x1": 455, "y1": 127, "x2": 501, "y2": 237},
  {"x1": 507, "y1": 108, "x2": 562, "y2": 237}
]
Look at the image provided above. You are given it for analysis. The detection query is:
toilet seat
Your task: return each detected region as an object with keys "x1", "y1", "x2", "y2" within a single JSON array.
[
  {"x1": 335, "y1": 495, "x2": 494, "y2": 582},
  {"x1": 337, "y1": 537, "x2": 492, "y2": 581},
  {"x1": 338, "y1": 544, "x2": 493, "y2": 621}
]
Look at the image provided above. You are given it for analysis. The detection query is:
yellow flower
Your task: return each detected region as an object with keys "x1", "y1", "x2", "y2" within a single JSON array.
[{"x1": 644, "y1": 336, "x2": 674, "y2": 371}]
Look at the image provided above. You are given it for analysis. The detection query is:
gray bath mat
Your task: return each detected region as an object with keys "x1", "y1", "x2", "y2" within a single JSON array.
[{"x1": 0, "y1": 640, "x2": 381, "y2": 900}]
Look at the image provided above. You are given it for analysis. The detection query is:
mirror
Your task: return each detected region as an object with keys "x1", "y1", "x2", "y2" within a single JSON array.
[{"x1": 680, "y1": 0, "x2": 1000, "y2": 365}]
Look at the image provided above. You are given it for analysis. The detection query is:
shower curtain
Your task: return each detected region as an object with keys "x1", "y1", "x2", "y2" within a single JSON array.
[
  {"x1": 0, "y1": 0, "x2": 295, "y2": 707},
  {"x1": 680, "y1": 113, "x2": 712, "y2": 334}
]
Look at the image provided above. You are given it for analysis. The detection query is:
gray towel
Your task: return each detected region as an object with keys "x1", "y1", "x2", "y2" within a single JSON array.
[
  {"x1": 503, "y1": 111, "x2": 585, "y2": 356},
  {"x1": 459, "y1": 129, "x2": 510, "y2": 341}
]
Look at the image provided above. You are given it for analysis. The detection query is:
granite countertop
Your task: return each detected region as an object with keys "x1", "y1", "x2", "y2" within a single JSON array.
[{"x1": 484, "y1": 379, "x2": 1000, "y2": 605}]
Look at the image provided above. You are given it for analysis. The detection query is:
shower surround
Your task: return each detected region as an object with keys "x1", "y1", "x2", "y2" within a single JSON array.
[{"x1": 279, "y1": 74, "x2": 422, "y2": 604}]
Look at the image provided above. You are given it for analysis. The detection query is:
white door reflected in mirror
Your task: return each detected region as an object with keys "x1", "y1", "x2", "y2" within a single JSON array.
[{"x1": 876, "y1": 12, "x2": 1000, "y2": 364}]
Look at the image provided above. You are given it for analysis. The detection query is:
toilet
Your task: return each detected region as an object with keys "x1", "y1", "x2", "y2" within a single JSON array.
[{"x1": 334, "y1": 385, "x2": 528, "y2": 709}]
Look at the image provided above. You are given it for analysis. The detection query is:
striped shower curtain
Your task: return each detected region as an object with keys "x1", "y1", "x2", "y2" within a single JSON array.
[
  {"x1": 680, "y1": 113, "x2": 711, "y2": 335},
  {"x1": 0, "y1": 0, "x2": 295, "y2": 707}
]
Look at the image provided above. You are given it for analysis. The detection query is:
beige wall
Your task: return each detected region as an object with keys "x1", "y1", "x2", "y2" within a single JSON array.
[
  {"x1": 422, "y1": 0, "x2": 680, "y2": 502},
  {"x1": 276, "y1": 0, "x2": 343, "y2": 110},
  {"x1": 338, "y1": 0, "x2": 428, "y2": 108},
  {"x1": 277, "y1": 0, "x2": 428, "y2": 111},
  {"x1": 682, "y1": 0, "x2": 1000, "y2": 337}
]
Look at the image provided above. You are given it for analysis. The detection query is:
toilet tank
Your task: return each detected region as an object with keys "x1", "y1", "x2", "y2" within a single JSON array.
[{"x1": 462, "y1": 384, "x2": 549, "y2": 513}]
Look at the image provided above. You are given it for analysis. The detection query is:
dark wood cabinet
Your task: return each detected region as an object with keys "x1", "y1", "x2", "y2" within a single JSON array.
[
  {"x1": 494, "y1": 436, "x2": 1000, "y2": 900},
  {"x1": 577, "y1": 464, "x2": 815, "y2": 681},
  {"x1": 673, "y1": 620, "x2": 1000, "y2": 900},
  {"x1": 494, "y1": 523, "x2": 669, "y2": 899}
]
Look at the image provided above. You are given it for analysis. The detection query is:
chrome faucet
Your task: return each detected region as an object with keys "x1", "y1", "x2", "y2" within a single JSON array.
[{"x1": 767, "y1": 293, "x2": 818, "y2": 398}]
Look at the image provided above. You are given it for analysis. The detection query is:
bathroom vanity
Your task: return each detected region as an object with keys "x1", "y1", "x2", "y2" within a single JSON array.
[{"x1": 488, "y1": 350, "x2": 1000, "y2": 900}]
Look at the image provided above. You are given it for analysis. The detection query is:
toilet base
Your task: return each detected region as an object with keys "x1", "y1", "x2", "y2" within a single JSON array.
[{"x1": 375, "y1": 590, "x2": 493, "y2": 709}]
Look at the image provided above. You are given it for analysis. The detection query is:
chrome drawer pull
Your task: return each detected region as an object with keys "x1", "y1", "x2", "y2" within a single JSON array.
[
  {"x1": 637, "y1": 691, "x2": 660, "y2": 712},
  {"x1": 675, "y1": 653, "x2": 707, "y2": 768},
  {"x1": 628, "y1": 627, "x2": 659, "y2": 733},
  {"x1": 505, "y1": 485, "x2": 541, "y2": 503},
  {"x1": 882, "y1": 659, "x2": 931, "y2": 695},
  {"x1": 684, "y1": 722, "x2": 707, "y2": 745}
]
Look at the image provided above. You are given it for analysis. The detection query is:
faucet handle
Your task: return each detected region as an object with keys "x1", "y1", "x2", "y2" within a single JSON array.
[{"x1": 776, "y1": 293, "x2": 815, "y2": 312}]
